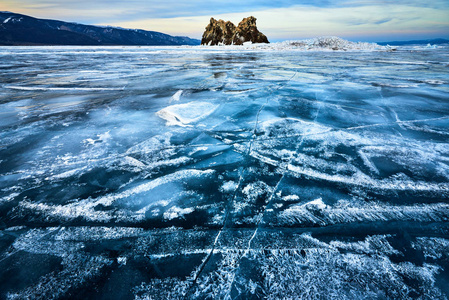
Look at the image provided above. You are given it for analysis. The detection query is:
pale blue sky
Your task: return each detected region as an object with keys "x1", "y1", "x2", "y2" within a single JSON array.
[{"x1": 1, "y1": 0, "x2": 448, "y2": 41}]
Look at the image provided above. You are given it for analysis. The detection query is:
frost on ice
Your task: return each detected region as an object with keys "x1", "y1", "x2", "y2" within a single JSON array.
[{"x1": 0, "y1": 43, "x2": 448, "y2": 299}]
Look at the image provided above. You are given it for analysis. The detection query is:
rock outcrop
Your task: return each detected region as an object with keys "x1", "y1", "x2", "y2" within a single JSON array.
[
  {"x1": 201, "y1": 18, "x2": 236, "y2": 46},
  {"x1": 201, "y1": 16, "x2": 269, "y2": 45},
  {"x1": 232, "y1": 16, "x2": 269, "y2": 45}
]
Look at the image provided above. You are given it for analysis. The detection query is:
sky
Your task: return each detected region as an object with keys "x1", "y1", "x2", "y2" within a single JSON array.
[{"x1": 1, "y1": 0, "x2": 448, "y2": 42}]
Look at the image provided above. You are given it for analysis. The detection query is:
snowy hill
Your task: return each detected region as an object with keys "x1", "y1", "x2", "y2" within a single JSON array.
[{"x1": 0, "y1": 12, "x2": 200, "y2": 46}]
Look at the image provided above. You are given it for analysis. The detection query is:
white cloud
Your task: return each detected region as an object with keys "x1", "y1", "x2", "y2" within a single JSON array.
[
  {"x1": 3, "y1": 0, "x2": 449, "y2": 41},
  {"x1": 104, "y1": 4, "x2": 449, "y2": 41}
]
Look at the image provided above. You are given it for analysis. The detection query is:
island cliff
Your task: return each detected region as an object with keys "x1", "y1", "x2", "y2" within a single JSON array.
[{"x1": 201, "y1": 16, "x2": 269, "y2": 45}]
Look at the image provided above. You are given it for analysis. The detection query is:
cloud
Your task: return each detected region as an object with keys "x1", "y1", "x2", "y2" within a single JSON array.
[
  {"x1": 3, "y1": 0, "x2": 449, "y2": 41},
  {"x1": 340, "y1": 0, "x2": 449, "y2": 9},
  {"x1": 2, "y1": 0, "x2": 329, "y2": 21},
  {"x1": 5, "y1": 0, "x2": 448, "y2": 21},
  {"x1": 374, "y1": 18, "x2": 393, "y2": 25},
  {"x1": 103, "y1": 3, "x2": 449, "y2": 41}
]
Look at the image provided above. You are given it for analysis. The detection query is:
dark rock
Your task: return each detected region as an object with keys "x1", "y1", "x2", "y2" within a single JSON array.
[
  {"x1": 232, "y1": 16, "x2": 269, "y2": 45},
  {"x1": 201, "y1": 18, "x2": 235, "y2": 46},
  {"x1": 201, "y1": 16, "x2": 269, "y2": 45}
]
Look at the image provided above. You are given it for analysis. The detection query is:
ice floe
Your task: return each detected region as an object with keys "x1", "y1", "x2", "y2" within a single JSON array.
[{"x1": 156, "y1": 101, "x2": 219, "y2": 126}]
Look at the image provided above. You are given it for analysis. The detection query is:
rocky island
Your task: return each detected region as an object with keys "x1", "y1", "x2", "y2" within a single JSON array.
[{"x1": 201, "y1": 16, "x2": 269, "y2": 45}]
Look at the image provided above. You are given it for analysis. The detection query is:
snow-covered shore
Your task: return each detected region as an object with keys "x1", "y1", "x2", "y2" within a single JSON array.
[{"x1": 194, "y1": 36, "x2": 446, "y2": 51}]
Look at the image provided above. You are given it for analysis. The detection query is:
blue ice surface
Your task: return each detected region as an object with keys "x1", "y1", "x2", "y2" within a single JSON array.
[{"x1": 0, "y1": 45, "x2": 448, "y2": 299}]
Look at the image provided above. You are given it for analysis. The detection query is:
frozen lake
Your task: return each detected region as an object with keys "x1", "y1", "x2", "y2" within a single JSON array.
[{"x1": 1, "y1": 45, "x2": 449, "y2": 299}]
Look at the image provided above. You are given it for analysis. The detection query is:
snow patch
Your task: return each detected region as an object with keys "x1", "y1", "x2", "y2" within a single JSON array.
[
  {"x1": 170, "y1": 90, "x2": 183, "y2": 102},
  {"x1": 163, "y1": 206, "x2": 195, "y2": 220}
]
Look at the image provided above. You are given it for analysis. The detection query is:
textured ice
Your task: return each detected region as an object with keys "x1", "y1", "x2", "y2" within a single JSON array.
[
  {"x1": 157, "y1": 101, "x2": 219, "y2": 126},
  {"x1": 0, "y1": 44, "x2": 448, "y2": 299},
  {"x1": 278, "y1": 201, "x2": 449, "y2": 227}
]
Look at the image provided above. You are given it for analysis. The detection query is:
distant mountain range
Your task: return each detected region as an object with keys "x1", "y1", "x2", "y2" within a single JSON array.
[
  {"x1": 377, "y1": 38, "x2": 449, "y2": 46},
  {"x1": 1, "y1": 11, "x2": 447, "y2": 47},
  {"x1": 0, "y1": 12, "x2": 200, "y2": 46}
]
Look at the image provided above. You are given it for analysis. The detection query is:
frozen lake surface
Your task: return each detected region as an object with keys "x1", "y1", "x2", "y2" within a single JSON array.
[{"x1": 1, "y1": 45, "x2": 449, "y2": 299}]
